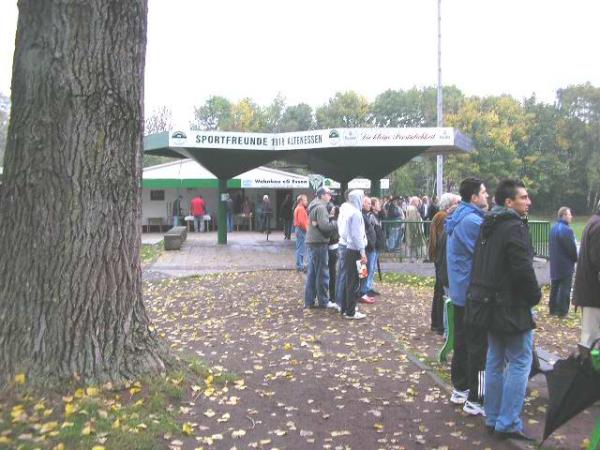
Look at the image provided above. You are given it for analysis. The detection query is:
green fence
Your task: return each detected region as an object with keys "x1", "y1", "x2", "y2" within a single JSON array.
[
  {"x1": 380, "y1": 219, "x2": 551, "y2": 261},
  {"x1": 381, "y1": 220, "x2": 431, "y2": 261},
  {"x1": 528, "y1": 220, "x2": 550, "y2": 259}
]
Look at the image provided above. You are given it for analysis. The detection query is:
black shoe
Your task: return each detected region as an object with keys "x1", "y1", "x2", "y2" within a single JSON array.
[
  {"x1": 495, "y1": 431, "x2": 536, "y2": 442},
  {"x1": 367, "y1": 289, "x2": 381, "y2": 296}
]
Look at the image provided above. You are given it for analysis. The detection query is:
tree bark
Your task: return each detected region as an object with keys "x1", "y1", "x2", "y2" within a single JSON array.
[{"x1": 0, "y1": 0, "x2": 165, "y2": 384}]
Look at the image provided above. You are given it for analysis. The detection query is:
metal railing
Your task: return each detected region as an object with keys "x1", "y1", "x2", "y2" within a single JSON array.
[
  {"x1": 528, "y1": 220, "x2": 550, "y2": 259},
  {"x1": 380, "y1": 219, "x2": 551, "y2": 261},
  {"x1": 380, "y1": 220, "x2": 431, "y2": 261}
]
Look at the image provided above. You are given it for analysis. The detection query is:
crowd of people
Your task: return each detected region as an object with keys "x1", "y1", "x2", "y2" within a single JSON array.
[
  {"x1": 292, "y1": 176, "x2": 600, "y2": 442},
  {"x1": 294, "y1": 186, "x2": 389, "y2": 319}
]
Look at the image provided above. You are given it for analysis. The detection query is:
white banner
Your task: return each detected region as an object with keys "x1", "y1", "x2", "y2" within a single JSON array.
[
  {"x1": 168, "y1": 128, "x2": 456, "y2": 150},
  {"x1": 240, "y1": 178, "x2": 309, "y2": 189}
]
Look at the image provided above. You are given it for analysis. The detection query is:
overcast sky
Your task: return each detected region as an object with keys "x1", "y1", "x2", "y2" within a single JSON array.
[{"x1": 1, "y1": 0, "x2": 599, "y2": 126}]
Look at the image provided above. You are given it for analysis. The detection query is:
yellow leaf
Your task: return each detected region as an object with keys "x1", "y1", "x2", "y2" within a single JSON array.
[
  {"x1": 81, "y1": 425, "x2": 93, "y2": 436},
  {"x1": 112, "y1": 418, "x2": 120, "y2": 429},
  {"x1": 61, "y1": 422, "x2": 74, "y2": 429},
  {"x1": 91, "y1": 447, "x2": 105, "y2": 450},
  {"x1": 374, "y1": 423, "x2": 384, "y2": 430},
  {"x1": 205, "y1": 375, "x2": 214, "y2": 386},
  {"x1": 74, "y1": 388, "x2": 85, "y2": 398},
  {"x1": 86, "y1": 387, "x2": 99, "y2": 397},
  {"x1": 182, "y1": 422, "x2": 194, "y2": 435},
  {"x1": 129, "y1": 386, "x2": 141, "y2": 396},
  {"x1": 52, "y1": 444, "x2": 64, "y2": 450},
  {"x1": 40, "y1": 421, "x2": 59, "y2": 434},
  {"x1": 0, "y1": 437, "x2": 12, "y2": 445},
  {"x1": 14, "y1": 373, "x2": 26, "y2": 384}
]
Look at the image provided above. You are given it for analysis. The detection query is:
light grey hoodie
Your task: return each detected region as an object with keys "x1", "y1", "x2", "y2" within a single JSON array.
[{"x1": 343, "y1": 190, "x2": 367, "y2": 257}]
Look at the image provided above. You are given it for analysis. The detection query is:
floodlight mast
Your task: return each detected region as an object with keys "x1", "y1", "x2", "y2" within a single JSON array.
[{"x1": 436, "y1": 0, "x2": 444, "y2": 199}]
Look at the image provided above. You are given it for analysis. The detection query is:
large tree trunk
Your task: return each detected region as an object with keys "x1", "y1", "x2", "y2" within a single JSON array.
[{"x1": 0, "y1": 0, "x2": 165, "y2": 384}]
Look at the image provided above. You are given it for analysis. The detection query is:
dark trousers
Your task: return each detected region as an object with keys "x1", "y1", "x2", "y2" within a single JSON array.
[
  {"x1": 549, "y1": 274, "x2": 572, "y2": 316},
  {"x1": 283, "y1": 218, "x2": 292, "y2": 239},
  {"x1": 328, "y1": 248, "x2": 338, "y2": 303},
  {"x1": 431, "y1": 263, "x2": 445, "y2": 332},
  {"x1": 343, "y1": 249, "x2": 361, "y2": 317},
  {"x1": 451, "y1": 305, "x2": 488, "y2": 402}
]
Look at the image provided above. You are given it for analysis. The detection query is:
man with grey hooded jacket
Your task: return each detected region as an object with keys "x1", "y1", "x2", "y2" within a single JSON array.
[
  {"x1": 341, "y1": 190, "x2": 368, "y2": 319},
  {"x1": 304, "y1": 187, "x2": 340, "y2": 311}
]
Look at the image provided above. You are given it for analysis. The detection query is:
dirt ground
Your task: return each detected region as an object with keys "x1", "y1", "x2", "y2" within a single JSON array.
[{"x1": 143, "y1": 271, "x2": 598, "y2": 450}]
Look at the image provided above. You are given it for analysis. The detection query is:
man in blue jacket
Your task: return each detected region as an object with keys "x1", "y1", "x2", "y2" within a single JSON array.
[
  {"x1": 446, "y1": 177, "x2": 489, "y2": 416},
  {"x1": 549, "y1": 206, "x2": 578, "y2": 317}
]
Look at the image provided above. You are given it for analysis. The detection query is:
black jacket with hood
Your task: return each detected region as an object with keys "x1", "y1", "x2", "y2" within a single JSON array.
[{"x1": 466, "y1": 206, "x2": 541, "y2": 335}]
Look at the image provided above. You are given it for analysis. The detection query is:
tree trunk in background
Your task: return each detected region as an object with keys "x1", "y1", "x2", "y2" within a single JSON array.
[{"x1": 0, "y1": 0, "x2": 165, "y2": 384}]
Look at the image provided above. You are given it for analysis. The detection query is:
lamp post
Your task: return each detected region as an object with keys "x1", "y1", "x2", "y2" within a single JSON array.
[{"x1": 436, "y1": 0, "x2": 444, "y2": 199}]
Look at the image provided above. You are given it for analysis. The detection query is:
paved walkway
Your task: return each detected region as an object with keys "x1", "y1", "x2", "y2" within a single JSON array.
[{"x1": 143, "y1": 231, "x2": 551, "y2": 284}]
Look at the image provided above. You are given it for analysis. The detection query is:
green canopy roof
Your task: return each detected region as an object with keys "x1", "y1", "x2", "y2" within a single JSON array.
[{"x1": 144, "y1": 127, "x2": 474, "y2": 181}]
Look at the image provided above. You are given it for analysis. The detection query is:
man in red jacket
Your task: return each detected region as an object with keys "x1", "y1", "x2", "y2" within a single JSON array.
[
  {"x1": 293, "y1": 195, "x2": 308, "y2": 271},
  {"x1": 190, "y1": 195, "x2": 206, "y2": 232}
]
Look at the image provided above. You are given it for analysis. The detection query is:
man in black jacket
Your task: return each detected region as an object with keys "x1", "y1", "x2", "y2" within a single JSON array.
[
  {"x1": 466, "y1": 179, "x2": 541, "y2": 441},
  {"x1": 572, "y1": 199, "x2": 600, "y2": 347}
]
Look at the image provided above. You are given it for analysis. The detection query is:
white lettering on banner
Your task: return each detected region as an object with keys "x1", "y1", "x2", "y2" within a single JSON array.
[{"x1": 169, "y1": 128, "x2": 457, "y2": 150}]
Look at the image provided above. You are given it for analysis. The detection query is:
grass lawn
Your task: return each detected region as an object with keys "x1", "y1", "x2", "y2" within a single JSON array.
[
  {"x1": 141, "y1": 241, "x2": 163, "y2": 265},
  {"x1": 530, "y1": 215, "x2": 589, "y2": 241}
]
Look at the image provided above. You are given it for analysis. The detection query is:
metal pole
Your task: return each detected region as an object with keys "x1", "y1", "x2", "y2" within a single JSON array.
[
  {"x1": 217, "y1": 178, "x2": 227, "y2": 245},
  {"x1": 370, "y1": 178, "x2": 381, "y2": 198},
  {"x1": 436, "y1": 0, "x2": 444, "y2": 199}
]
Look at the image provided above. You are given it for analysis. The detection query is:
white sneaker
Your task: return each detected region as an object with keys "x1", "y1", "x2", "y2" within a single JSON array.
[
  {"x1": 326, "y1": 301, "x2": 341, "y2": 312},
  {"x1": 344, "y1": 311, "x2": 366, "y2": 320},
  {"x1": 463, "y1": 400, "x2": 486, "y2": 417},
  {"x1": 450, "y1": 389, "x2": 469, "y2": 405}
]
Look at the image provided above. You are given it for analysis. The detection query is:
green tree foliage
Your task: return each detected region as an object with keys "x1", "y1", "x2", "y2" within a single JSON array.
[
  {"x1": 444, "y1": 95, "x2": 529, "y2": 193},
  {"x1": 280, "y1": 103, "x2": 314, "y2": 132},
  {"x1": 191, "y1": 96, "x2": 232, "y2": 131},
  {"x1": 181, "y1": 85, "x2": 600, "y2": 213},
  {"x1": 262, "y1": 93, "x2": 286, "y2": 133},
  {"x1": 228, "y1": 97, "x2": 265, "y2": 132},
  {"x1": 371, "y1": 86, "x2": 464, "y2": 128},
  {"x1": 315, "y1": 91, "x2": 370, "y2": 128},
  {"x1": 556, "y1": 84, "x2": 600, "y2": 210}
]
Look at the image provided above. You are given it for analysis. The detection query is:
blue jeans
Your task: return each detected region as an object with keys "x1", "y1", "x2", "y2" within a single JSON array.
[
  {"x1": 335, "y1": 244, "x2": 348, "y2": 306},
  {"x1": 295, "y1": 227, "x2": 306, "y2": 270},
  {"x1": 304, "y1": 244, "x2": 330, "y2": 307},
  {"x1": 193, "y1": 216, "x2": 204, "y2": 232},
  {"x1": 362, "y1": 250, "x2": 378, "y2": 294},
  {"x1": 485, "y1": 330, "x2": 533, "y2": 433},
  {"x1": 549, "y1": 274, "x2": 572, "y2": 316},
  {"x1": 173, "y1": 216, "x2": 179, "y2": 227},
  {"x1": 227, "y1": 211, "x2": 234, "y2": 232}
]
